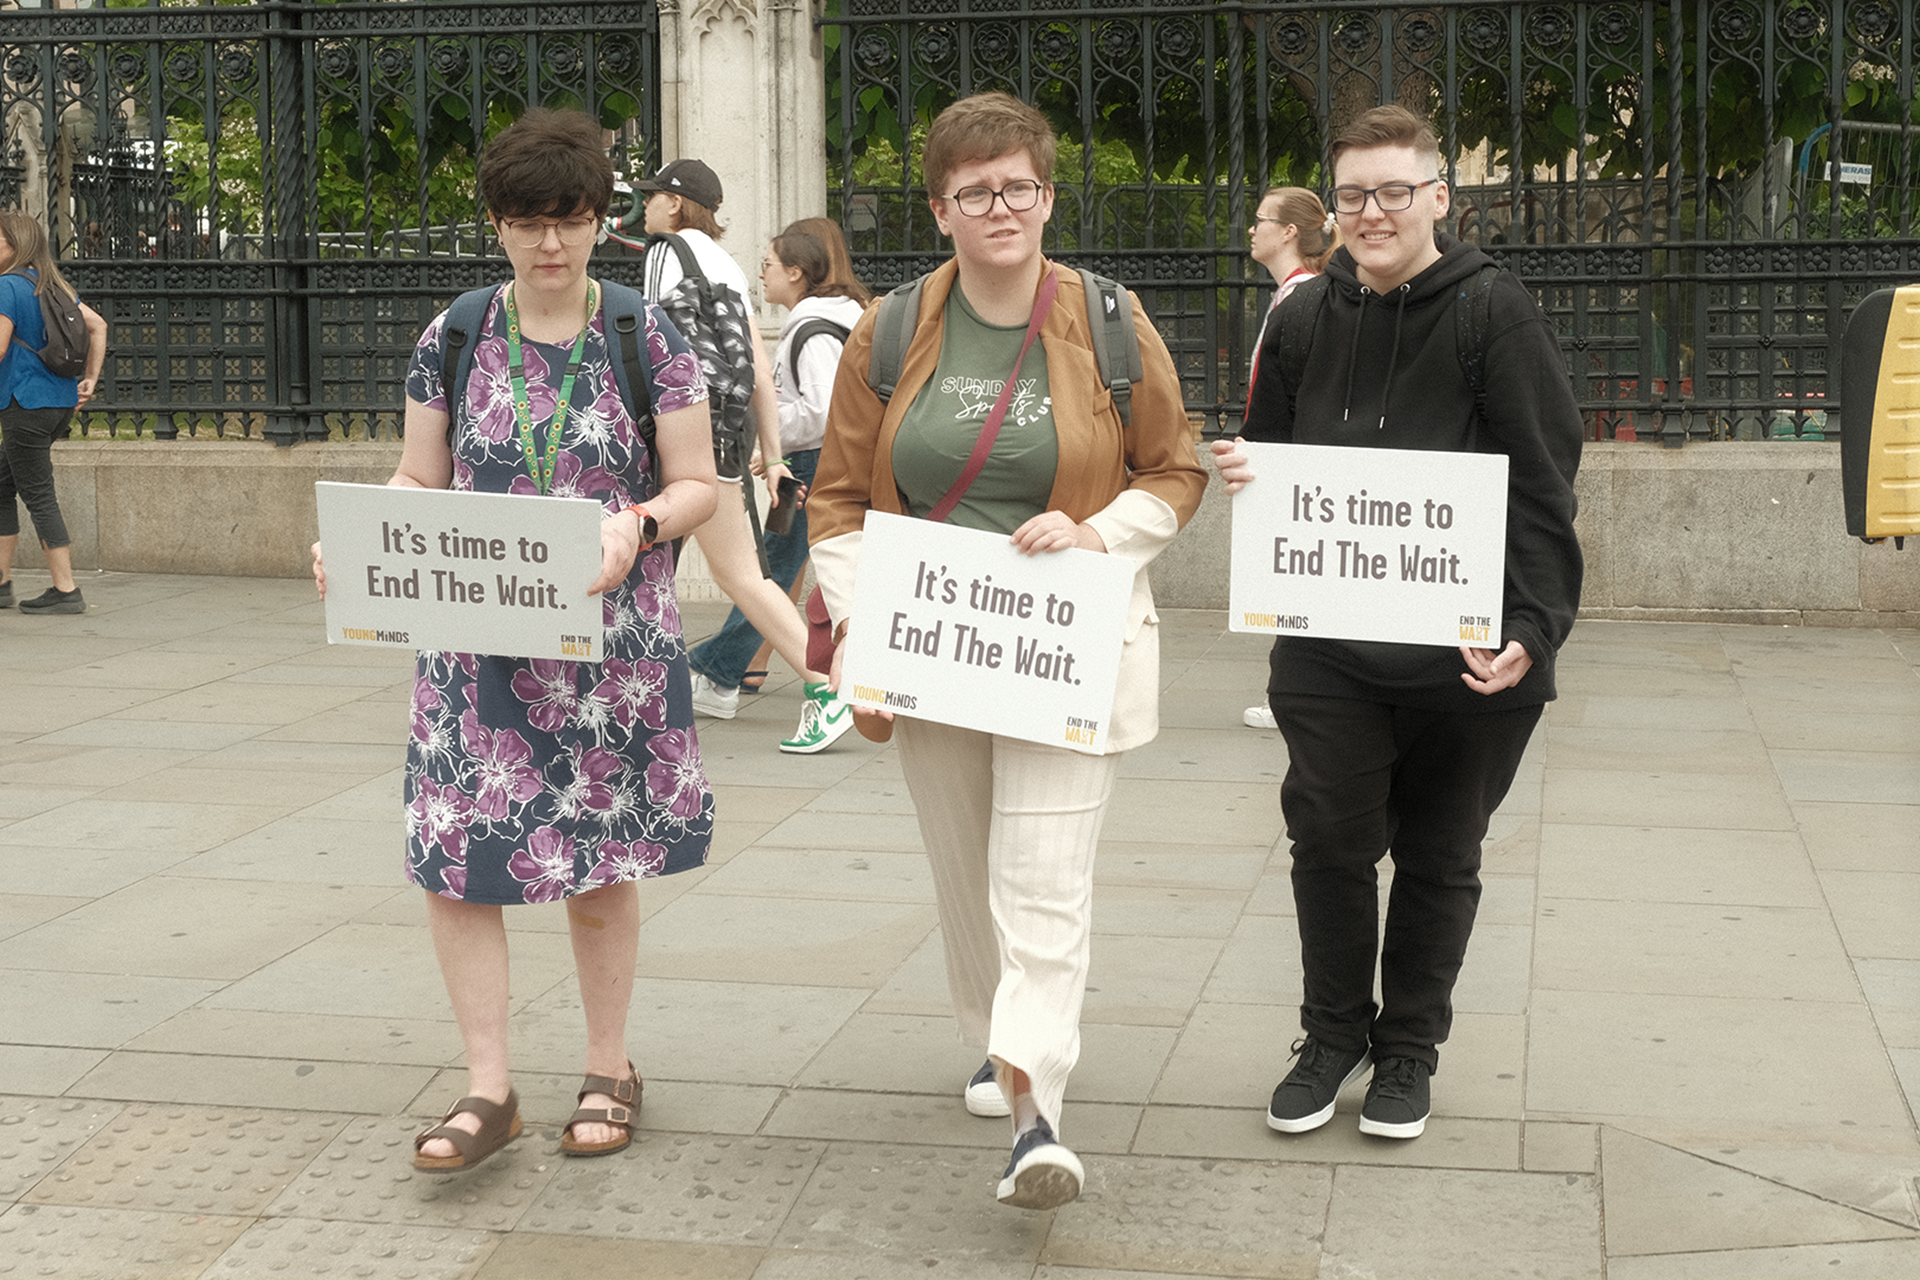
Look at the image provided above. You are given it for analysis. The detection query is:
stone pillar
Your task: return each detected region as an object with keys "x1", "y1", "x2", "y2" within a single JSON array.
[
  {"x1": 656, "y1": 0, "x2": 827, "y2": 603},
  {"x1": 656, "y1": 0, "x2": 827, "y2": 310}
]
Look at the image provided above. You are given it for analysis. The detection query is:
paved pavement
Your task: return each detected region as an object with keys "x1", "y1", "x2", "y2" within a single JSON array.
[{"x1": 1, "y1": 568, "x2": 1916, "y2": 1279}]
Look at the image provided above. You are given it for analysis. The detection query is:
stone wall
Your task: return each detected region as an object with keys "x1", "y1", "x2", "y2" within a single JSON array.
[{"x1": 17, "y1": 440, "x2": 1918, "y2": 624}]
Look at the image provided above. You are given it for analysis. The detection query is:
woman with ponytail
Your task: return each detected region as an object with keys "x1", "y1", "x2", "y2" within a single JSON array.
[{"x1": 1240, "y1": 187, "x2": 1338, "y2": 729}]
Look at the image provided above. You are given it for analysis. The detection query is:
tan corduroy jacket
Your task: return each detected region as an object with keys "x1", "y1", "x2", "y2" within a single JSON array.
[{"x1": 809, "y1": 259, "x2": 1206, "y2": 753}]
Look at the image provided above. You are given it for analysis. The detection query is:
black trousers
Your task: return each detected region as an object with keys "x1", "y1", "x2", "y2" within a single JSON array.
[
  {"x1": 1271, "y1": 692, "x2": 1543, "y2": 1073},
  {"x1": 0, "y1": 401, "x2": 75, "y2": 548}
]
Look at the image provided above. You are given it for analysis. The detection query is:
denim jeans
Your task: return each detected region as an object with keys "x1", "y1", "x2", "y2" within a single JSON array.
[{"x1": 688, "y1": 448, "x2": 817, "y2": 690}]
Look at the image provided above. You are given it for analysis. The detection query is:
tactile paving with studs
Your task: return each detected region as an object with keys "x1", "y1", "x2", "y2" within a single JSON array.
[
  {"x1": 22, "y1": 1105, "x2": 345, "y2": 1216},
  {"x1": 771, "y1": 1142, "x2": 1049, "y2": 1270},
  {"x1": 1034, "y1": 1151, "x2": 1335, "y2": 1276},
  {"x1": 519, "y1": 1132, "x2": 822, "y2": 1245},
  {"x1": 0, "y1": 1097, "x2": 123, "y2": 1205},
  {"x1": 263, "y1": 1113, "x2": 562, "y2": 1230},
  {"x1": 203, "y1": 1216, "x2": 495, "y2": 1279},
  {"x1": 0, "y1": 1204, "x2": 249, "y2": 1280}
]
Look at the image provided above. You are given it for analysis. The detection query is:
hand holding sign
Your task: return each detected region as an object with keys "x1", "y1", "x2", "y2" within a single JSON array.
[
  {"x1": 841, "y1": 512, "x2": 1133, "y2": 754},
  {"x1": 1227, "y1": 441, "x2": 1508, "y2": 649},
  {"x1": 314, "y1": 482, "x2": 606, "y2": 663}
]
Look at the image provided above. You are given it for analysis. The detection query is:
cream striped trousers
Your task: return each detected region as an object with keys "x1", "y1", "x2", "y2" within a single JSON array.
[{"x1": 895, "y1": 717, "x2": 1121, "y2": 1135}]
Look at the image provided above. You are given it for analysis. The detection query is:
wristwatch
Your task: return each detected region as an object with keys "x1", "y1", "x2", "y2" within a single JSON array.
[{"x1": 622, "y1": 504, "x2": 658, "y2": 549}]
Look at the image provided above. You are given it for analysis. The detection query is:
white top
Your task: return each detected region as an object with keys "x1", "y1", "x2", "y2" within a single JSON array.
[
  {"x1": 770, "y1": 294, "x2": 866, "y2": 453},
  {"x1": 642, "y1": 226, "x2": 753, "y2": 311}
]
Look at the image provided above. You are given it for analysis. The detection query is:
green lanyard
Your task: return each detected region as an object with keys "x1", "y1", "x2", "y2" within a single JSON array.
[{"x1": 502, "y1": 279, "x2": 597, "y2": 495}]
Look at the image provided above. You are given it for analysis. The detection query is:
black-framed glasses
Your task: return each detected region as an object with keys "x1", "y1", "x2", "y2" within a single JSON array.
[
  {"x1": 1329, "y1": 179, "x2": 1439, "y2": 214},
  {"x1": 943, "y1": 180, "x2": 1047, "y2": 217},
  {"x1": 498, "y1": 216, "x2": 603, "y2": 248}
]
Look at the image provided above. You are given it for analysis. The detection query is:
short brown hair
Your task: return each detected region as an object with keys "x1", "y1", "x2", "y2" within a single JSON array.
[
  {"x1": 1258, "y1": 186, "x2": 1341, "y2": 271},
  {"x1": 478, "y1": 108, "x2": 615, "y2": 220},
  {"x1": 662, "y1": 195, "x2": 724, "y2": 240},
  {"x1": 774, "y1": 217, "x2": 872, "y2": 306},
  {"x1": 922, "y1": 92, "x2": 1057, "y2": 201},
  {"x1": 1329, "y1": 105, "x2": 1441, "y2": 180}
]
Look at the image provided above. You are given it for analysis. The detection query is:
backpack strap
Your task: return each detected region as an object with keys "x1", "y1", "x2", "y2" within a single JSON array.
[
  {"x1": 866, "y1": 277, "x2": 927, "y2": 404},
  {"x1": 658, "y1": 231, "x2": 706, "y2": 289},
  {"x1": 1272, "y1": 274, "x2": 1332, "y2": 412},
  {"x1": 440, "y1": 284, "x2": 502, "y2": 445},
  {"x1": 1075, "y1": 268, "x2": 1143, "y2": 426},
  {"x1": 597, "y1": 279, "x2": 660, "y2": 490},
  {"x1": 1454, "y1": 263, "x2": 1503, "y2": 431},
  {"x1": 785, "y1": 317, "x2": 851, "y2": 386}
]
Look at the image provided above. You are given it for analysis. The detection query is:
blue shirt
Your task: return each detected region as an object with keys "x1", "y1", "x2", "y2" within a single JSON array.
[{"x1": 0, "y1": 269, "x2": 80, "y2": 410}]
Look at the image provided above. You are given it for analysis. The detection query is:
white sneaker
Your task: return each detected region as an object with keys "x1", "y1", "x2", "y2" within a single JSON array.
[
  {"x1": 690, "y1": 673, "x2": 739, "y2": 720},
  {"x1": 1243, "y1": 702, "x2": 1277, "y2": 730},
  {"x1": 964, "y1": 1059, "x2": 1011, "y2": 1117},
  {"x1": 779, "y1": 681, "x2": 853, "y2": 754}
]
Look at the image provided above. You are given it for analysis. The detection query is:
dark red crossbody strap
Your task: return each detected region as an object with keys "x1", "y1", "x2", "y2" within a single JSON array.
[{"x1": 926, "y1": 266, "x2": 1059, "y2": 524}]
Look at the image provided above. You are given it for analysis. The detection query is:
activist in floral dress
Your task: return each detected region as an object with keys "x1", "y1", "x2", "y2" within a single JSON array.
[
  {"x1": 312, "y1": 109, "x2": 723, "y2": 1171},
  {"x1": 402, "y1": 292, "x2": 714, "y2": 903}
]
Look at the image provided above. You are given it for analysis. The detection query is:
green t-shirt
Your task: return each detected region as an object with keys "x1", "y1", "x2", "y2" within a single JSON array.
[{"x1": 891, "y1": 284, "x2": 1059, "y2": 535}]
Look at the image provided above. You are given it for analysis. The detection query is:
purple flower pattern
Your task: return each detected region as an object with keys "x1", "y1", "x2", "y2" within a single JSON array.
[{"x1": 398, "y1": 287, "x2": 713, "y2": 905}]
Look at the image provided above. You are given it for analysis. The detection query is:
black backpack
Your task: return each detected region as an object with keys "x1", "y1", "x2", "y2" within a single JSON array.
[
  {"x1": 6, "y1": 270, "x2": 91, "y2": 379},
  {"x1": 1270, "y1": 264, "x2": 1502, "y2": 429},
  {"x1": 644, "y1": 232, "x2": 758, "y2": 475},
  {"x1": 439, "y1": 279, "x2": 658, "y2": 491},
  {"x1": 866, "y1": 267, "x2": 1144, "y2": 424}
]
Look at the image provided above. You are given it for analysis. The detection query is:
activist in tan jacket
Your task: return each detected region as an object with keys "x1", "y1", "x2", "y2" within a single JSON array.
[
  {"x1": 806, "y1": 93, "x2": 1204, "y2": 1213},
  {"x1": 808, "y1": 259, "x2": 1203, "y2": 752}
]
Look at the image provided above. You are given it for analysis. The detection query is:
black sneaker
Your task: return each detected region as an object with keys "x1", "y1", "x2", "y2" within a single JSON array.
[
  {"x1": 0, "y1": 578, "x2": 11, "y2": 608},
  {"x1": 1358, "y1": 1056, "x2": 1431, "y2": 1139},
  {"x1": 18, "y1": 586, "x2": 84, "y2": 615},
  {"x1": 1267, "y1": 1036, "x2": 1370, "y2": 1134},
  {"x1": 995, "y1": 1117, "x2": 1083, "y2": 1210}
]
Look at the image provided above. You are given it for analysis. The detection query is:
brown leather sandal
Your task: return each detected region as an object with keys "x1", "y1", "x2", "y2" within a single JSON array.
[
  {"x1": 560, "y1": 1061, "x2": 640, "y2": 1157},
  {"x1": 413, "y1": 1089, "x2": 522, "y2": 1171}
]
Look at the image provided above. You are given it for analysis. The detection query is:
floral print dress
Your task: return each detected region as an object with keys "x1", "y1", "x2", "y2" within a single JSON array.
[{"x1": 401, "y1": 286, "x2": 714, "y2": 904}]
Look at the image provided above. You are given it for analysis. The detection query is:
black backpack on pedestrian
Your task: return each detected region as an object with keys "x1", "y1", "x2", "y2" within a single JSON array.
[
  {"x1": 644, "y1": 232, "x2": 758, "y2": 476},
  {"x1": 5, "y1": 270, "x2": 91, "y2": 379}
]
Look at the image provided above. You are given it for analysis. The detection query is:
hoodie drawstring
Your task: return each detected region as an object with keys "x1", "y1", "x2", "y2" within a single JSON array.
[
  {"x1": 1341, "y1": 287, "x2": 1369, "y2": 422},
  {"x1": 1377, "y1": 283, "x2": 1410, "y2": 430}
]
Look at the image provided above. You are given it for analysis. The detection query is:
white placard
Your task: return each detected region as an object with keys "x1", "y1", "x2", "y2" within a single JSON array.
[
  {"x1": 841, "y1": 511, "x2": 1134, "y2": 754},
  {"x1": 1228, "y1": 442, "x2": 1509, "y2": 648},
  {"x1": 315, "y1": 482, "x2": 607, "y2": 662}
]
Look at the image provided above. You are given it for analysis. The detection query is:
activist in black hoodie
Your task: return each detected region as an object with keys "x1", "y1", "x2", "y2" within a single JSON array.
[
  {"x1": 1219, "y1": 105, "x2": 1583, "y2": 1144},
  {"x1": 1241, "y1": 230, "x2": 1584, "y2": 712}
]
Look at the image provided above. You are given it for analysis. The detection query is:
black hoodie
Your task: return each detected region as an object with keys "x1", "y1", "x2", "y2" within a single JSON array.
[{"x1": 1243, "y1": 232, "x2": 1583, "y2": 711}]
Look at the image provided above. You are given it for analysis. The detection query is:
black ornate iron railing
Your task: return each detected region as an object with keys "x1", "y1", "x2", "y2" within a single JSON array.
[
  {"x1": 0, "y1": 0, "x2": 659, "y2": 443},
  {"x1": 820, "y1": 0, "x2": 1920, "y2": 442}
]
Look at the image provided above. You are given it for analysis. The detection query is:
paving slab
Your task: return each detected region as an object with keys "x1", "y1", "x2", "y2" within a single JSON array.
[
  {"x1": 1320, "y1": 1165, "x2": 1601, "y2": 1279},
  {"x1": 24, "y1": 1105, "x2": 344, "y2": 1215},
  {"x1": 767, "y1": 1142, "x2": 1050, "y2": 1277},
  {"x1": 203, "y1": 1216, "x2": 497, "y2": 1279},
  {"x1": 0, "y1": 1203, "x2": 252, "y2": 1280},
  {"x1": 518, "y1": 1133, "x2": 822, "y2": 1245},
  {"x1": 473, "y1": 1231, "x2": 763, "y2": 1279},
  {"x1": 1036, "y1": 1154, "x2": 1330, "y2": 1278},
  {"x1": 1599, "y1": 1129, "x2": 1915, "y2": 1257},
  {"x1": 263, "y1": 1112, "x2": 563, "y2": 1231}
]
